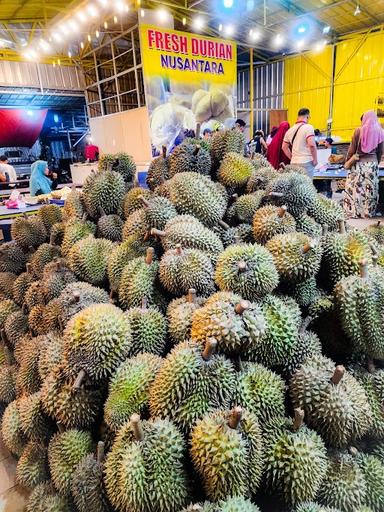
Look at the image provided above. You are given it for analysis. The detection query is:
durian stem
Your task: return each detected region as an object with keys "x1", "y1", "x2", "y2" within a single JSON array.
[
  {"x1": 150, "y1": 228, "x2": 166, "y2": 238},
  {"x1": 232, "y1": 193, "x2": 239, "y2": 201},
  {"x1": 277, "y1": 206, "x2": 287, "y2": 218},
  {"x1": 338, "y1": 220, "x2": 346, "y2": 234},
  {"x1": 175, "y1": 244, "x2": 183, "y2": 255},
  {"x1": 235, "y1": 301, "x2": 250, "y2": 315},
  {"x1": 109, "y1": 289, "x2": 115, "y2": 300},
  {"x1": 202, "y1": 338, "x2": 217, "y2": 361},
  {"x1": 98, "y1": 207, "x2": 106, "y2": 217},
  {"x1": 349, "y1": 446, "x2": 359, "y2": 457},
  {"x1": 372, "y1": 255, "x2": 378, "y2": 267},
  {"x1": 359, "y1": 259, "x2": 368, "y2": 278},
  {"x1": 331, "y1": 365, "x2": 345, "y2": 385},
  {"x1": 322, "y1": 224, "x2": 328, "y2": 236},
  {"x1": 57, "y1": 422, "x2": 65, "y2": 433},
  {"x1": 218, "y1": 220, "x2": 230, "y2": 230},
  {"x1": 187, "y1": 289, "x2": 197, "y2": 303},
  {"x1": 193, "y1": 145, "x2": 201, "y2": 156},
  {"x1": 161, "y1": 145, "x2": 167, "y2": 159},
  {"x1": 367, "y1": 358, "x2": 376, "y2": 374},
  {"x1": 292, "y1": 408, "x2": 304, "y2": 431},
  {"x1": 138, "y1": 195, "x2": 150, "y2": 208},
  {"x1": 269, "y1": 192, "x2": 284, "y2": 198},
  {"x1": 58, "y1": 317, "x2": 64, "y2": 332},
  {"x1": 81, "y1": 213, "x2": 88, "y2": 222},
  {"x1": 130, "y1": 414, "x2": 144, "y2": 441},
  {"x1": 238, "y1": 260, "x2": 247, "y2": 273},
  {"x1": 26, "y1": 263, "x2": 32, "y2": 274},
  {"x1": 49, "y1": 233, "x2": 55, "y2": 246},
  {"x1": 71, "y1": 183, "x2": 77, "y2": 191},
  {"x1": 234, "y1": 234, "x2": 241, "y2": 245},
  {"x1": 195, "y1": 123, "x2": 201, "y2": 139},
  {"x1": 377, "y1": 220, "x2": 381, "y2": 227},
  {"x1": 97, "y1": 441, "x2": 105, "y2": 464},
  {"x1": 73, "y1": 370, "x2": 86, "y2": 391},
  {"x1": 141, "y1": 297, "x2": 148, "y2": 309},
  {"x1": 72, "y1": 291, "x2": 81, "y2": 303},
  {"x1": 228, "y1": 406, "x2": 243, "y2": 429},
  {"x1": 133, "y1": 177, "x2": 139, "y2": 187},
  {"x1": 145, "y1": 247, "x2": 155, "y2": 264},
  {"x1": 23, "y1": 213, "x2": 28, "y2": 221},
  {"x1": 302, "y1": 241, "x2": 316, "y2": 254}
]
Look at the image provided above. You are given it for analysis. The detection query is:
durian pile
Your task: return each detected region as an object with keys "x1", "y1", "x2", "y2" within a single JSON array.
[{"x1": 0, "y1": 137, "x2": 384, "y2": 512}]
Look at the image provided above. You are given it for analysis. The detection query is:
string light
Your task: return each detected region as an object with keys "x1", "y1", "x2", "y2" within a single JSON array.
[
  {"x1": 96, "y1": 30, "x2": 100, "y2": 38},
  {"x1": 114, "y1": 15, "x2": 118, "y2": 23},
  {"x1": 68, "y1": 50, "x2": 72, "y2": 58},
  {"x1": 323, "y1": 25, "x2": 330, "y2": 34},
  {"x1": 87, "y1": 4, "x2": 98, "y2": 17},
  {"x1": 80, "y1": 41, "x2": 85, "y2": 49},
  {"x1": 68, "y1": 19, "x2": 79, "y2": 32},
  {"x1": 39, "y1": 39, "x2": 51, "y2": 52},
  {"x1": 182, "y1": 17, "x2": 186, "y2": 25},
  {"x1": 218, "y1": 23, "x2": 223, "y2": 32},
  {"x1": 87, "y1": 34, "x2": 92, "y2": 42},
  {"x1": 295, "y1": 39, "x2": 305, "y2": 50},
  {"x1": 76, "y1": 10, "x2": 87, "y2": 23},
  {"x1": 104, "y1": 21, "x2": 108, "y2": 29},
  {"x1": 193, "y1": 16, "x2": 205, "y2": 30},
  {"x1": 224, "y1": 25, "x2": 235, "y2": 37},
  {"x1": 157, "y1": 8, "x2": 168, "y2": 22},
  {"x1": 249, "y1": 28, "x2": 261, "y2": 42},
  {"x1": 115, "y1": 1, "x2": 125, "y2": 12},
  {"x1": 57, "y1": 59, "x2": 61, "y2": 66},
  {"x1": 273, "y1": 33, "x2": 284, "y2": 48},
  {"x1": 53, "y1": 61, "x2": 56, "y2": 67}
]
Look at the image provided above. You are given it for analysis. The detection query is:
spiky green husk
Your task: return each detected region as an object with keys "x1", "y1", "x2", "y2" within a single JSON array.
[
  {"x1": 143, "y1": 196, "x2": 177, "y2": 230},
  {"x1": 11, "y1": 216, "x2": 47, "y2": 249},
  {"x1": 247, "y1": 166, "x2": 278, "y2": 192},
  {"x1": 318, "y1": 453, "x2": 367, "y2": 512},
  {"x1": 108, "y1": 152, "x2": 136, "y2": 182},
  {"x1": 64, "y1": 303, "x2": 132, "y2": 381},
  {"x1": 0, "y1": 365, "x2": 16, "y2": 403},
  {"x1": 215, "y1": 223, "x2": 253, "y2": 247},
  {"x1": 210, "y1": 129, "x2": 245, "y2": 169},
  {"x1": 147, "y1": 154, "x2": 169, "y2": 190},
  {"x1": 40, "y1": 263, "x2": 77, "y2": 302},
  {"x1": 294, "y1": 504, "x2": 340, "y2": 512},
  {"x1": 1, "y1": 400, "x2": 27, "y2": 456},
  {"x1": 16, "y1": 441, "x2": 49, "y2": 488},
  {"x1": 296, "y1": 214, "x2": 322, "y2": 237},
  {"x1": 182, "y1": 497, "x2": 261, "y2": 511},
  {"x1": 0, "y1": 242, "x2": 27, "y2": 274},
  {"x1": 307, "y1": 194, "x2": 345, "y2": 231},
  {"x1": 123, "y1": 187, "x2": 152, "y2": 218},
  {"x1": 235, "y1": 362, "x2": 285, "y2": 423},
  {"x1": 122, "y1": 207, "x2": 149, "y2": 241},
  {"x1": 104, "y1": 353, "x2": 163, "y2": 432},
  {"x1": 24, "y1": 281, "x2": 46, "y2": 310},
  {"x1": 266, "y1": 232, "x2": 322, "y2": 284},
  {"x1": 0, "y1": 298, "x2": 19, "y2": 328},
  {"x1": 356, "y1": 453, "x2": 384, "y2": 511},
  {"x1": 227, "y1": 191, "x2": 265, "y2": 224},
  {"x1": 267, "y1": 172, "x2": 317, "y2": 217},
  {"x1": 71, "y1": 453, "x2": 111, "y2": 512},
  {"x1": 4, "y1": 309, "x2": 28, "y2": 346},
  {"x1": 37, "y1": 204, "x2": 63, "y2": 233},
  {"x1": 107, "y1": 235, "x2": 149, "y2": 292},
  {"x1": 119, "y1": 254, "x2": 160, "y2": 309},
  {"x1": 97, "y1": 214, "x2": 124, "y2": 242},
  {"x1": 27, "y1": 481, "x2": 73, "y2": 512},
  {"x1": 168, "y1": 172, "x2": 227, "y2": 227},
  {"x1": 12, "y1": 270, "x2": 34, "y2": 305},
  {"x1": 218, "y1": 152, "x2": 254, "y2": 188},
  {"x1": 215, "y1": 243, "x2": 279, "y2": 301},
  {"x1": 159, "y1": 247, "x2": 215, "y2": 296},
  {"x1": 126, "y1": 306, "x2": 167, "y2": 356},
  {"x1": 41, "y1": 365, "x2": 102, "y2": 429},
  {"x1": 50, "y1": 222, "x2": 65, "y2": 245},
  {"x1": 61, "y1": 218, "x2": 96, "y2": 257},
  {"x1": 290, "y1": 355, "x2": 372, "y2": 447},
  {"x1": 16, "y1": 335, "x2": 42, "y2": 395},
  {"x1": 252, "y1": 205, "x2": 296, "y2": 244},
  {"x1": 190, "y1": 409, "x2": 263, "y2": 500},
  {"x1": 169, "y1": 142, "x2": 211, "y2": 177},
  {"x1": 263, "y1": 416, "x2": 328, "y2": 505},
  {"x1": 364, "y1": 221, "x2": 384, "y2": 244},
  {"x1": 150, "y1": 341, "x2": 236, "y2": 432},
  {"x1": 18, "y1": 391, "x2": 51, "y2": 440},
  {"x1": 0, "y1": 271, "x2": 17, "y2": 299},
  {"x1": 167, "y1": 293, "x2": 206, "y2": 345},
  {"x1": 38, "y1": 332, "x2": 64, "y2": 381},
  {"x1": 82, "y1": 170, "x2": 125, "y2": 218},
  {"x1": 281, "y1": 331, "x2": 322, "y2": 377},
  {"x1": 354, "y1": 370, "x2": 384, "y2": 440},
  {"x1": 63, "y1": 188, "x2": 85, "y2": 220},
  {"x1": 29, "y1": 304, "x2": 50, "y2": 335},
  {"x1": 68, "y1": 235, "x2": 114, "y2": 286},
  {"x1": 284, "y1": 276, "x2": 319, "y2": 307},
  {"x1": 48, "y1": 429, "x2": 94, "y2": 496},
  {"x1": 30, "y1": 243, "x2": 61, "y2": 277}
]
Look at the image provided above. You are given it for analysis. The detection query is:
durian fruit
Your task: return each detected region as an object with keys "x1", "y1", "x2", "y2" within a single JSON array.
[
  {"x1": 147, "y1": 147, "x2": 170, "y2": 190},
  {"x1": 24, "y1": 280, "x2": 45, "y2": 311},
  {"x1": 0, "y1": 363, "x2": 16, "y2": 403},
  {"x1": 159, "y1": 245, "x2": 215, "y2": 296},
  {"x1": 283, "y1": 276, "x2": 319, "y2": 307},
  {"x1": 41, "y1": 364, "x2": 102, "y2": 429},
  {"x1": 1, "y1": 400, "x2": 27, "y2": 456},
  {"x1": 247, "y1": 166, "x2": 278, "y2": 193},
  {"x1": 4, "y1": 309, "x2": 28, "y2": 346},
  {"x1": 214, "y1": 221, "x2": 253, "y2": 247},
  {"x1": 97, "y1": 210, "x2": 124, "y2": 242},
  {"x1": 191, "y1": 295, "x2": 266, "y2": 355},
  {"x1": 68, "y1": 235, "x2": 114, "y2": 286},
  {"x1": 61, "y1": 216, "x2": 96, "y2": 256},
  {"x1": 38, "y1": 331, "x2": 64, "y2": 380},
  {"x1": 29, "y1": 303, "x2": 49, "y2": 335},
  {"x1": 150, "y1": 339, "x2": 236, "y2": 432},
  {"x1": 123, "y1": 186, "x2": 152, "y2": 218},
  {"x1": 82, "y1": 169, "x2": 125, "y2": 218},
  {"x1": 290, "y1": 355, "x2": 372, "y2": 447},
  {"x1": 62, "y1": 187, "x2": 85, "y2": 220},
  {"x1": 48, "y1": 429, "x2": 94, "y2": 496},
  {"x1": 364, "y1": 220, "x2": 384, "y2": 245},
  {"x1": 119, "y1": 248, "x2": 160, "y2": 309},
  {"x1": 71, "y1": 442, "x2": 111, "y2": 512},
  {"x1": 50, "y1": 221, "x2": 65, "y2": 245},
  {"x1": 263, "y1": 410, "x2": 328, "y2": 506},
  {"x1": 18, "y1": 391, "x2": 51, "y2": 440},
  {"x1": 122, "y1": 207, "x2": 148, "y2": 240},
  {"x1": 0, "y1": 271, "x2": 17, "y2": 299},
  {"x1": 169, "y1": 142, "x2": 211, "y2": 177},
  {"x1": 0, "y1": 242, "x2": 27, "y2": 274},
  {"x1": 30, "y1": 242, "x2": 61, "y2": 277},
  {"x1": 64, "y1": 303, "x2": 132, "y2": 382},
  {"x1": 266, "y1": 232, "x2": 322, "y2": 284},
  {"x1": 235, "y1": 362, "x2": 285, "y2": 423},
  {"x1": 167, "y1": 289, "x2": 206, "y2": 345},
  {"x1": 104, "y1": 352, "x2": 163, "y2": 432},
  {"x1": 11, "y1": 214, "x2": 47, "y2": 249},
  {"x1": 210, "y1": 129, "x2": 245, "y2": 169},
  {"x1": 12, "y1": 264, "x2": 34, "y2": 305},
  {"x1": 252, "y1": 205, "x2": 296, "y2": 244},
  {"x1": 190, "y1": 407, "x2": 264, "y2": 501},
  {"x1": 16, "y1": 441, "x2": 49, "y2": 488},
  {"x1": 182, "y1": 497, "x2": 261, "y2": 511},
  {"x1": 267, "y1": 172, "x2": 317, "y2": 217},
  {"x1": 26, "y1": 481, "x2": 73, "y2": 512},
  {"x1": 0, "y1": 298, "x2": 19, "y2": 329},
  {"x1": 16, "y1": 335, "x2": 42, "y2": 395},
  {"x1": 218, "y1": 152, "x2": 254, "y2": 189},
  {"x1": 296, "y1": 214, "x2": 322, "y2": 238},
  {"x1": 334, "y1": 261, "x2": 384, "y2": 359},
  {"x1": 40, "y1": 260, "x2": 77, "y2": 302},
  {"x1": 151, "y1": 215, "x2": 224, "y2": 262},
  {"x1": 281, "y1": 330, "x2": 322, "y2": 377},
  {"x1": 355, "y1": 452, "x2": 384, "y2": 511},
  {"x1": 104, "y1": 415, "x2": 189, "y2": 512},
  {"x1": 307, "y1": 194, "x2": 345, "y2": 231},
  {"x1": 294, "y1": 504, "x2": 340, "y2": 512},
  {"x1": 318, "y1": 452, "x2": 367, "y2": 512},
  {"x1": 226, "y1": 191, "x2": 264, "y2": 224},
  {"x1": 214, "y1": 243, "x2": 279, "y2": 301},
  {"x1": 37, "y1": 204, "x2": 63, "y2": 233},
  {"x1": 168, "y1": 172, "x2": 227, "y2": 227},
  {"x1": 126, "y1": 298, "x2": 167, "y2": 356},
  {"x1": 140, "y1": 195, "x2": 177, "y2": 230},
  {"x1": 354, "y1": 368, "x2": 384, "y2": 440},
  {"x1": 109, "y1": 152, "x2": 136, "y2": 183}
]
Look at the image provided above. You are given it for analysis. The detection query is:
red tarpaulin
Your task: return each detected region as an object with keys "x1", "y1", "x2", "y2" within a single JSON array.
[{"x1": 0, "y1": 109, "x2": 48, "y2": 148}]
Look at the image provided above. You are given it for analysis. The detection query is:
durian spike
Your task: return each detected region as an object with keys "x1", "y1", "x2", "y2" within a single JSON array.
[
  {"x1": 367, "y1": 358, "x2": 376, "y2": 374},
  {"x1": 191, "y1": 506, "x2": 203, "y2": 512},
  {"x1": 187, "y1": 289, "x2": 197, "y2": 303},
  {"x1": 269, "y1": 192, "x2": 284, "y2": 198},
  {"x1": 228, "y1": 406, "x2": 243, "y2": 429},
  {"x1": 193, "y1": 145, "x2": 201, "y2": 156},
  {"x1": 130, "y1": 414, "x2": 144, "y2": 441},
  {"x1": 238, "y1": 260, "x2": 247, "y2": 272},
  {"x1": 235, "y1": 300, "x2": 250, "y2": 315},
  {"x1": 322, "y1": 224, "x2": 329, "y2": 236},
  {"x1": 73, "y1": 369, "x2": 86, "y2": 391},
  {"x1": 195, "y1": 123, "x2": 201, "y2": 139},
  {"x1": 175, "y1": 244, "x2": 183, "y2": 255},
  {"x1": 338, "y1": 220, "x2": 346, "y2": 234},
  {"x1": 97, "y1": 441, "x2": 105, "y2": 464},
  {"x1": 26, "y1": 263, "x2": 32, "y2": 274},
  {"x1": 138, "y1": 195, "x2": 150, "y2": 208},
  {"x1": 150, "y1": 228, "x2": 166, "y2": 237},
  {"x1": 98, "y1": 207, "x2": 106, "y2": 217},
  {"x1": 141, "y1": 297, "x2": 148, "y2": 309},
  {"x1": 161, "y1": 145, "x2": 167, "y2": 159},
  {"x1": 202, "y1": 338, "x2": 217, "y2": 361},
  {"x1": 277, "y1": 206, "x2": 287, "y2": 218},
  {"x1": 218, "y1": 220, "x2": 230, "y2": 230},
  {"x1": 331, "y1": 365, "x2": 345, "y2": 385},
  {"x1": 72, "y1": 291, "x2": 81, "y2": 303},
  {"x1": 302, "y1": 240, "x2": 316, "y2": 254},
  {"x1": 3, "y1": 345, "x2": 13, "y2": 366},
  {"x1": 359, "y1": 259, "x2": 368, "y2": 278},
  {"x1": 145, "y1": 247, "x2": 155, "y2": 264},
  {"x1": 57, "y1": 422, "x2": 65, "y2": 433},
  {"x1": 292, "y1": 408, "x2": 304, "y2": 431}
]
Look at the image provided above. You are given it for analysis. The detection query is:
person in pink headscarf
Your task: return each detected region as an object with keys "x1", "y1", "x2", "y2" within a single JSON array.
[{"x1": 343, "y1": 110, "x2": 384, "y2": 218}]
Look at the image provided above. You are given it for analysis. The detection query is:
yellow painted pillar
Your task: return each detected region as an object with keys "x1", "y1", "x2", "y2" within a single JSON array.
[{"x1": 249, "y1": 47, "x2": 254, "y2": 139}]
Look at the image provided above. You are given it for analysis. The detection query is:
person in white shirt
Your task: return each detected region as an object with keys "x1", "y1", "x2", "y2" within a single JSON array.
[
  {"x1": 282, "y1": 108, "x2": 318, "y2": 178},
  {"x1": 0, "y1": 155, "x2": 17, "y2": 183}
]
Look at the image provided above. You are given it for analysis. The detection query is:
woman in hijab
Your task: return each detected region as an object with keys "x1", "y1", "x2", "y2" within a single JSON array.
[
  {"x1": 343, "y1": 110, "x2": 384, "y2": 218},
  {"x1": 30, "y1": 160, "x2": 58, "y2": 196},
  {"x1": 266, "y1": 121, "x2": 291, "y2": 170}
]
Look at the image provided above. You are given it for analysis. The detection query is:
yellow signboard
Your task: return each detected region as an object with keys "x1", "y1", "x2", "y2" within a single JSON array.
[{"x1": 140, "y1": 24, "x2": 237, "y2": 153}]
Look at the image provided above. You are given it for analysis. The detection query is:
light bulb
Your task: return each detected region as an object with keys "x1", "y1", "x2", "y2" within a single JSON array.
[
  {"x1": 80, "y1": 41, "x2": 84, "y2": 49},
  {"x1": 52, "y1": 32, "x2": 62, "y2": 43},
  {"x1": 157, "y1": 8, "x2": 168, "y2": 22},
  {"x1": 87, "y1": 34, "x2": 92, "y2": 42},
  {"x1": 273, "y1": 33, "x2": 284, "y2": 48},
  {"x1": 182, "y1": 17, "x2": 186, "y2": 25},
  {"x1": 218, "y1": 23, "x2": 223, "y2": 32},
  {"x1": 96, "y1": 30, "x2": 100, "y2": 38},
  {"x1": 224, "y1": 25, "x2": 235, "y2": 37},
  {"x1": 76, "y1": 10, "x2": 86, "y2": 23},
  {"x1": 68, "y1": 50, "x2": 72, "y2": 58},
  {"x1": 193, "y1": 16, "x2": 205, "y2": 30},
  {"x1": 114, "y1": 15, "x2": 118, "y2": 23},
  {"x1": 249, "y1": 29, "x2": 261, "y2": 41},
  {"x1": 223, "y1": 0, "x2": 234, "y2": 7},
  {"x1": 104, "y1": 21, "x2": 108, "y2": 28},
  {"x1": 323, "y1": 25, "x2": 330, "y2": 34},
  {"x1": 87, "y1": 4, "x2": 98, "y2": 17}
]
